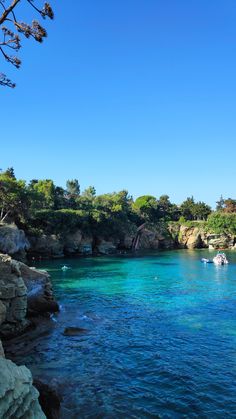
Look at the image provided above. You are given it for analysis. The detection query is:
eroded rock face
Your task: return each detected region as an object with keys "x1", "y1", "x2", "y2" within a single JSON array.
[
  {"x1": 0, "y1": 254, "x2": 59, "y2": 337},
  {"x1": 96, "y1": 240, "x2": 117, "y2": 255},
  {"x1": 0, "y1": 357, "x2": 46, "y2": 419},
  {"x1": 64, "y1": 230, "x2": 82, "y2": 254},
  {"x1": 79, "y1": 236, "x2": 93, "y2": 255},
  {"x1": 0, "y1": 339, "x2": 4, "y2": 357},
  {"x1": 177, "y1": 226, "x2": 207, "y2": 249},
  {"x1": 28, "y1": 235, "x2": 64, "y2": 258},
  {"x1": 0, "y1": 224, "x2": 30, "y2": 260},
  {"x1": 18, "y1": 261, "x2": 59, "y2": 317},
  {"x1": 207, "y1": 234, "x2": 234, "y2": 249},
  {"x1": 137, "y1": 225, "x2": 175, "y2": 250},
  {"x1": 0, "y1": 254, "x2": 29, "y2": 337}
]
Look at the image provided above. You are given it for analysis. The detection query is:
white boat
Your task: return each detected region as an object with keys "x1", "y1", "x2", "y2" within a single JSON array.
[{"x1": 213, "y1": 253, "x2": 229, "y2": 265}]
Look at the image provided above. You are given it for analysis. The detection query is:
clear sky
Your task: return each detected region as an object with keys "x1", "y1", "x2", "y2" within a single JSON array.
[{"x1": 1, "y1": 0, "x2": 236, "y2": 207}]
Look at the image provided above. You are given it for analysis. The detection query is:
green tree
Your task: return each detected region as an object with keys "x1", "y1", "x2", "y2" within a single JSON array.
[
  {"x1": 82, "y1": 186, "x2": 96, "y2": 198},
  {"x1": 66, "y1": 179, "x2": 80, "y2": 196},
  {"x1": 157, "y1": 195, "x2": 180, "y2": 221},
  {"x1": 216, "y1": 195, "x2": 225, "y2": 211},
  {"x1": 192, "y1": 201, "x2": 211, "y2": 220},
  {"x1": 29, "y1": 179, "x2": 56, "y2": 209},
  {"x1": 0, "y1": 170, "x2": 28, "y2": 222},
  {"x1": 133, "y1": 195, "x2": 160, "y2": 222},
  {"x1": 180, "y1": 197, "x2": 195, "y2": 220},
  {"x1": 0, "y1": 0, "x2": 53, "y2": 87},
  {"x1": 207, "y1": 212, "x2": 236, "y2": 235}
]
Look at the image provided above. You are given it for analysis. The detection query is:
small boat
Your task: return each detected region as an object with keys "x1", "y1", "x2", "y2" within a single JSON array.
[
  {"x1": 201, "y1": 258, "x2": 213, "y2": 264},
  {"x1": 213, "y1": 252, "x2": 229, "y2": 265}
]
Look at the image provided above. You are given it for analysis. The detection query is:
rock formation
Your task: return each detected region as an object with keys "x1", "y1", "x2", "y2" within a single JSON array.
[
  {"x1": 0, "y1": 357, "x2": 46, "y2": 418},
  {"x1": 0, "y1": 224, "x2": 30, "y2": 261},
  {"x1": 0, "y1": 262, "x2": 47, "y2": 418},
  {"x1": 0, "y1": 253, "x2": 59, "y2": 338}
]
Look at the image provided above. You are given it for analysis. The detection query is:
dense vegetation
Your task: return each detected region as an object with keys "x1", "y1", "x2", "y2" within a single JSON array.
[{"x1": 0, "y1": 167, "x2": 235, "y2": 237}]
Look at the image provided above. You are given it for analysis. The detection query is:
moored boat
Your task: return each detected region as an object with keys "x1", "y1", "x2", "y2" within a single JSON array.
[{"x1": 213, "y1": 252, "x2": 229, "y2": 265}]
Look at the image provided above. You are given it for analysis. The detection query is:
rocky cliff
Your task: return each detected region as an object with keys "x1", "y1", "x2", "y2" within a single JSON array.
[
  {"x1": 0, "y1": 355, "x2": 46, "y2": 418},
  {"x1": 0, "y1": 254, "x2": 59, "y2": 338},
  {"x1": 0, "y1": 253, "x2": 60, "y2": 418},
  {"x1": 168, "y1": 223, "x2": 236, "y2": 250},
  {"x1": 0, "y1": 268, "x2": 46, "y2": 418},
  {"x1": 0, "y1": 224, "x2": 30, "y2": 261},
  {"x1": 26, "y1": 225, "x2": 236, "y2": 257},
  {"x1": 1, "y1": 222, "x2": 236, "y2": 261}
]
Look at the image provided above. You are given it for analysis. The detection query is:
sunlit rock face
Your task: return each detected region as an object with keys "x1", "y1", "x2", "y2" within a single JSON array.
[
  {"x1": 0, "y1": 253, "x2": 59, "y2": 338},
  {"x1": 0, "y1": 254, "x2": 28, "y2": 337},
  {"x1": 0, "y1": 224, "x2": 30, "y2": 261}
]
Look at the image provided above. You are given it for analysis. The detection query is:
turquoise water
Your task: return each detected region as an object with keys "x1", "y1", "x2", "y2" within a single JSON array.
[{"x1": 14, "y1": 251, "x2": 236, "y2": 417}]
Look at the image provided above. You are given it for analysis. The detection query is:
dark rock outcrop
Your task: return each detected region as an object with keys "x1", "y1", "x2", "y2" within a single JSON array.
[
  {"x1": 63, "y1": 326, "x2": 88, "y2": 336},
  {"x1": 28, "y1": 234, "x2": 64, "y2": 258},
  {"x1": 34, "y1": 380, "x2": 62, "y2": 419}
]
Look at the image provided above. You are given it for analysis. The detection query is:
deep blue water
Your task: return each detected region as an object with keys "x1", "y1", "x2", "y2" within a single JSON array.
[{"x1": 14, "y1": 250, "x2": 236, "y2": 417}]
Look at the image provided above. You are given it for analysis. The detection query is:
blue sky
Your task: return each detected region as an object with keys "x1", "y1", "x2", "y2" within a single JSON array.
[{"x1": 1, "y1": 0, "x2": 236, "y2": 207}]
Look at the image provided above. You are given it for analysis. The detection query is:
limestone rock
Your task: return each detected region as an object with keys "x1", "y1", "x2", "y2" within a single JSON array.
[
  {"x1": 136, "y1": 224, "x2": 175, "y2": 250},
  {"x1": 0, "y1": 357, "x2": 46, "y2": 418},
  {"x1": 0, "y1": 254, "x2": 59, "y2": 337},
  {"x1": 18, "y1": 262, "x2": 59, "y2": 317},
  {"x1": 0, "y1": 300, "x2": 6, "y2": 325},
  {"x1": 96, "y1": 240, "x2": 117, "y2": 255},
  {"x1": 64, "y1": 230, "x2": 82, "y2": 254},
  {"x1": 79, "y1": 237, "x2": 93, "y2": 255},
  {"x1": 207, "y1": 234, "x2": 233, "y2": 249},
  {"x1": 0, "y1": 339, "x2": 4, "y2": 357},
  {"x1": 0, "y1": 254, "x2": 28, "y2": 337},
  {"x1": 122, "y1": 233, "x2": 136, "y2": 249},
  {"x1": 0, "y1": 224, "x2": 29, "y2": 260},
  {"x1": 28, "y1": 234, "x2": 64, "y2": 258}
]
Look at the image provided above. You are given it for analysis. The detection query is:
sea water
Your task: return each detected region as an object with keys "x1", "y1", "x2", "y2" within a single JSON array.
[{"x1": 11, "y1": 250, "x2": 236, "y2": 418}]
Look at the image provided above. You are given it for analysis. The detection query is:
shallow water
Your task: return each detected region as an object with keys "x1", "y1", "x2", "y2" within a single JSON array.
[{"x1": 12, "y1": 250, "x2": 236, "y2": 417}]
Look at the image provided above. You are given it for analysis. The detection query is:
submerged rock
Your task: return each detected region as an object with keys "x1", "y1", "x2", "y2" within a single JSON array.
[{"x1": 63, "y1": 326, "x2": 88, "y2": 336}]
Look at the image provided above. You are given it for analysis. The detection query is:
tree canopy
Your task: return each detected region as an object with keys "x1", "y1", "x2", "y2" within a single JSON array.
[{"x1": 5, "y1": 167, "x2": 236, "y2": 238}]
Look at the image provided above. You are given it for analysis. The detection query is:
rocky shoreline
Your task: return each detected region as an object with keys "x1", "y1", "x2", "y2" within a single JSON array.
[
  {"x1": 0, "y1": 253, "x2": 60, "y2": 418},
  {"x1": 0, "y1": 222, "x2": 235, "y2": 262}
]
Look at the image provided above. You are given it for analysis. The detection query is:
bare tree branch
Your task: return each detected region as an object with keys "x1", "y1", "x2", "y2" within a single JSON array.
[{"x1": 0, "y1": 0, "x2": 53, "y2": 87}]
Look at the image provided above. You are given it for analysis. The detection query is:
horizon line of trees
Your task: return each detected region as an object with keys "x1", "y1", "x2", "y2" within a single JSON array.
[{"x1": 0, "y1": 167, "x2": 235, "y2": 236}]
